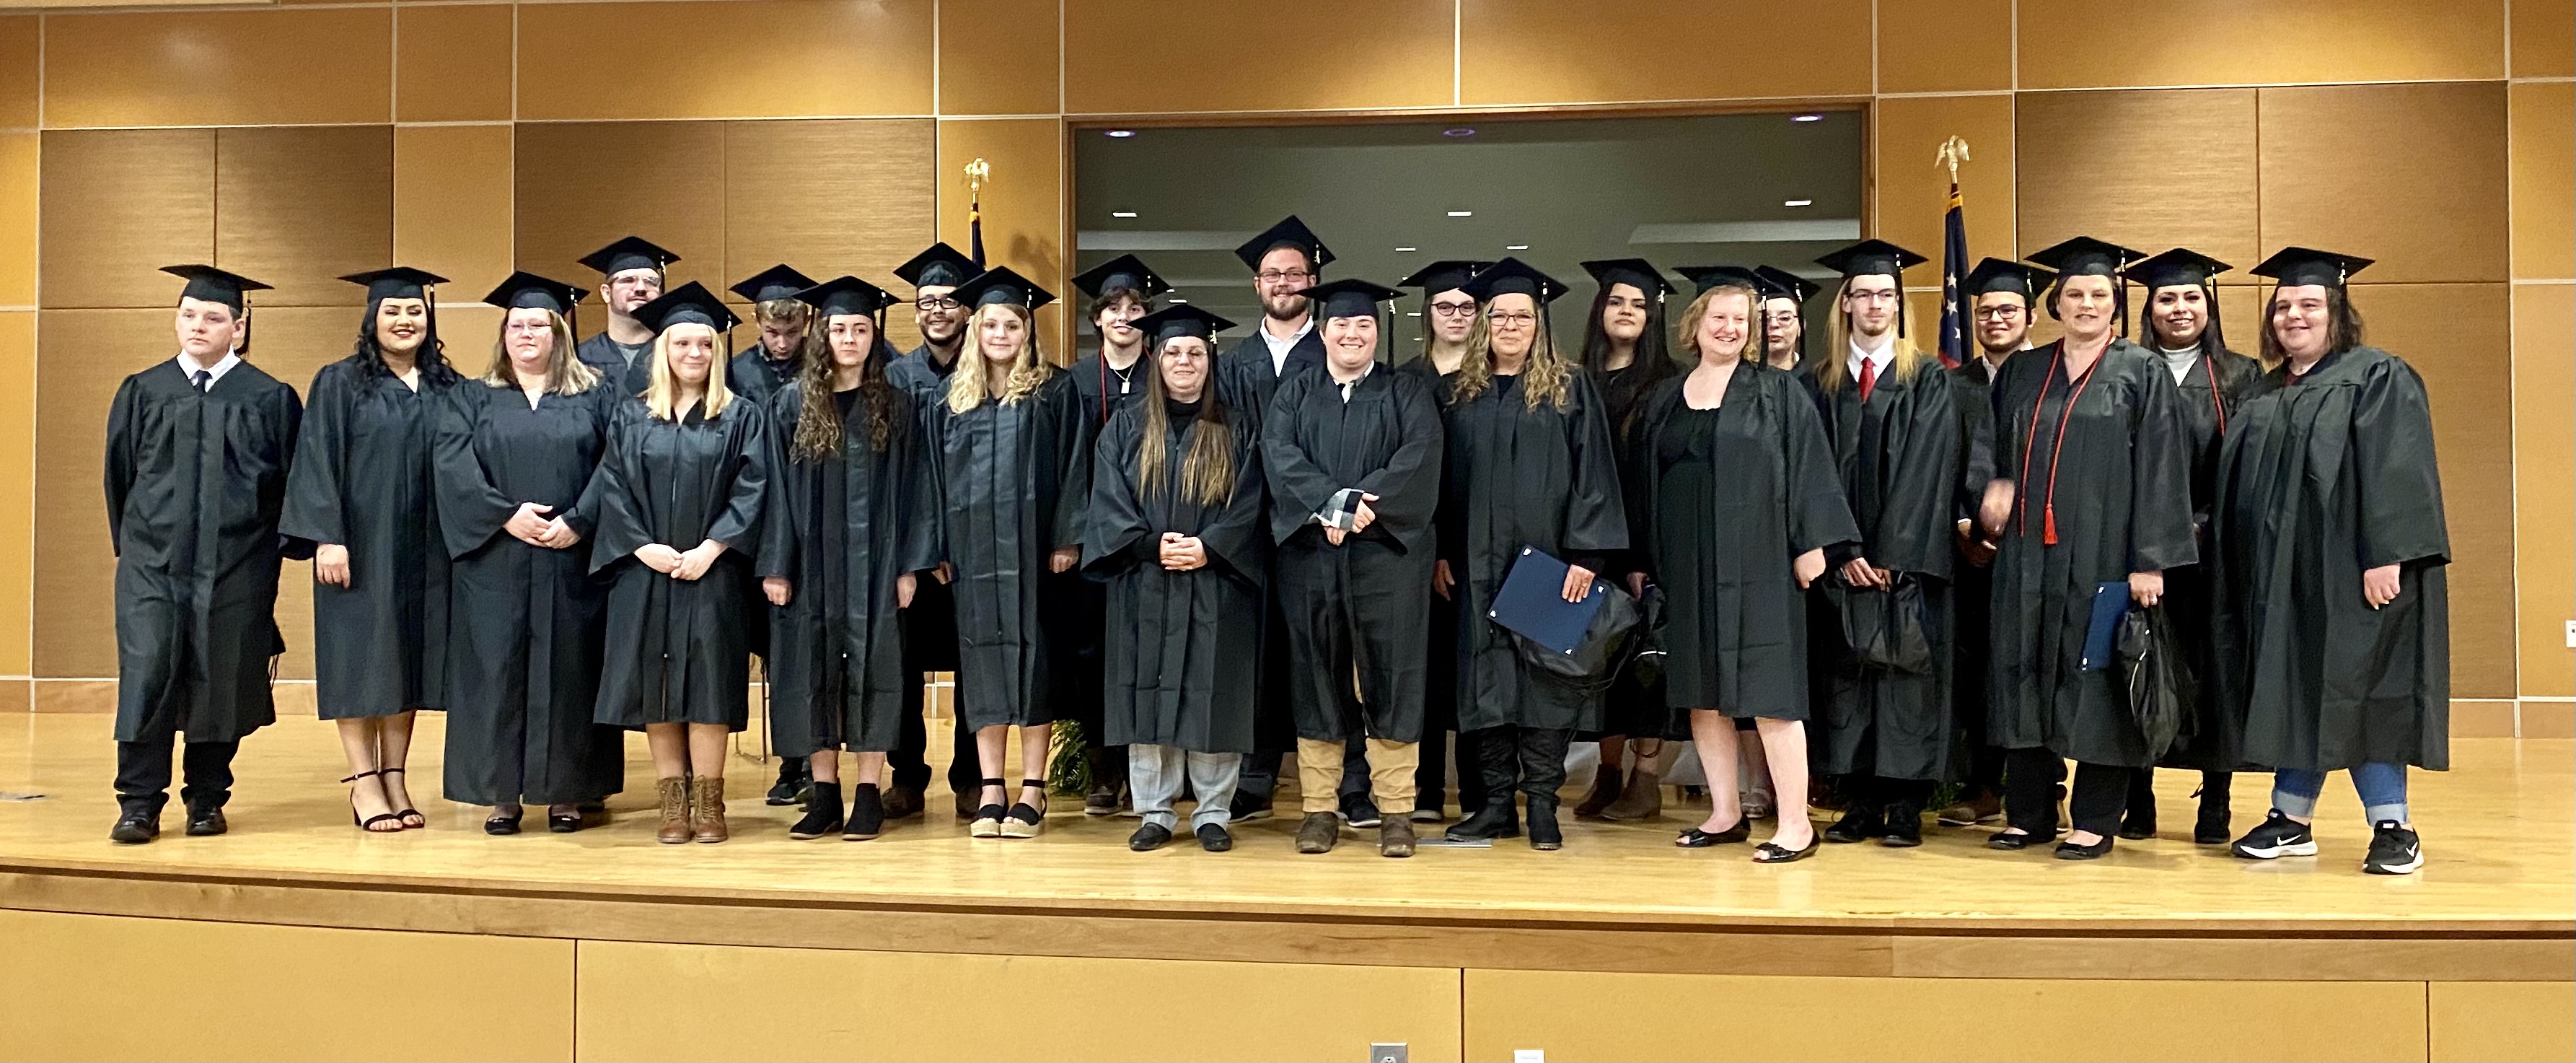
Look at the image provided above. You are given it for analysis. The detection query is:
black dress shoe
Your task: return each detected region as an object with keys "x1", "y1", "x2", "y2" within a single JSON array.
[
  {"x1": 547, "y1": 810, "x2": 584, "y2": 834},
  {"x1": 109, "y1": 809, "x2": 159, "y2": 844},
  {"x1": 1822, "y1": 808, "x2": 1883, "y2": 844},
  {"x1": 1127, "y1": 823, "x2": 1173, "y2": 852},
  {"x1": 1526, "y1": 797, "x2": 1563, "y2": 851},
  {"x1": 1880, "y1": 810, "x2": 1924, "y2": 847},
  {"x1": 485, "y1": 813, "x2": 523, "y2": 836},
  {"x1": 185, "y1": 806, "x2": 227, "y2": 837},
  {"x1": 1987, "y1": 828, "x2": 2054, "y2": 850},
  {"x1": 1195, "y1": 823, "x2": 1232, "y2": 852},
  {"x1": 2054, "y1": 835, "x2": 2116, "y2": 860},
  {"x1": 1675, "y1": 818, "x2": 1750, "y2": 847},
  {"x1": 1446, "y1": 799, "x2": 1520, "y2": 842}
]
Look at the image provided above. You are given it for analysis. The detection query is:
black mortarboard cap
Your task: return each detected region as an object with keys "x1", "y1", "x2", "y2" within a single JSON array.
[
  {"x1": 1580, "y1": 258, "x2": 1674, "y2": 297},
  {"x1": 794, "y1": 275, "x2": 900, "y2": 319},
  {"x1": 162, "y1": 264, "x2": 270, "y2": 312},
  {"x1": 2250, "y1": 246, "x2": 2373, "y2": 289},
  {"x1": 1674, "y1": 265, "x2": 1767, "y2": 297},
  {"x1": 632, "y1": 281, "x2": 740, "y2": 334},
  {"x1": 1397, "y1": 260, "x2": 1491, "y2": 295},
  {"x1": 729, "y1": 264, "x2": 818, "y2": 305},
  {"x1": 1461, "y1": 258, "x2": 1569, "y2": 305},
  {"x1": 2127, "y1": 248, "x2": 2230, "y2": 292},
  {"x1": 2024, "y1": 235, "x2": 2144, "y2": 279},
  {"x1": 482, "y1": 271, "x2": 587, "y2": 316},
  {"x1": 338, "y1": 266, "x2": 447, "y2": 304},
  {"x1": 1130, "y1": 304, "x2": 1237, "y2": 348},
  {"x1": 1814, "y1": 239, "x2": 1928, "y2": 279},
  {"x1": 577, "y1": 235, "x2": 680, "y2": 279},
  {"x1": 1296, "y1": 279, "x2": 1405, "y2": 320},
  {"x1": 950, "y1": 267, "x2": 1056, "y2": 312},
  {"x1": 1234, "y1": 215, "x2": 1335, "y2": 272},
  {"x1": 1962, "y1": 258, "x2": 2053, "y2": 300},
  {"x1": 1752, "y1": 266, "x2": 1821, "y2": 304},
  {"x1": 894, "y1": 242, "x2": 979, "y2": 290},
  {"x1": 1070, "y1": 254, "x2": 1171, "y2": 301}
]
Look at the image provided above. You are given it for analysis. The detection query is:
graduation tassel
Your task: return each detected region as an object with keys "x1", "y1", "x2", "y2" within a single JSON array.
[{"x1": 2043, "y1": 504, "x2": 2059, "y2": 546}]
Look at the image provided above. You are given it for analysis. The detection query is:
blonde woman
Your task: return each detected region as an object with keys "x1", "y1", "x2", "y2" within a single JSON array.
[
  {"x1": 926, "y1": 268, "x2": 1092, "y2": 839},
  {"x1": 434, "y1": 273, "x2": 625, "y2": 836},
  {"x1": 585, "y1": 282, "x2": 775, "y2": 844},
  {"x1": 1434, "y1": 258, "x2": 1627, "y2": 851}
]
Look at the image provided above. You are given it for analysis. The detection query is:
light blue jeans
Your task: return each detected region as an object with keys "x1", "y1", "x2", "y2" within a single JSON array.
[
  {"x1": 2273, "y1": 761, "x2": 2409, "y2": 824},
  {"x1": 1128, "y1": 745, "x2": 1241, "y2": 831}
]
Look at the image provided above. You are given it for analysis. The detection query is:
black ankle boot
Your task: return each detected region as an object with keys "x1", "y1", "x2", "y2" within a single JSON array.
[
  {"x1": 1526, "y1": 795, "x2": 1563, "y2": 850},
  {"x1": 1824, "y1": 805, "x2": 1883, "y2": 843},
  {"x1": 2194, "y1": 774, "x2": 2233, "y2": 845},
  {"x1": 1446, "y1": 796, "x2": 1520, "y2": 841},
  {"x1": 845, "y1": 784, "x2": 886, "y2": 841},
  {"x1": 788, "y1": 782, "x2": 843, "y2": 839}
]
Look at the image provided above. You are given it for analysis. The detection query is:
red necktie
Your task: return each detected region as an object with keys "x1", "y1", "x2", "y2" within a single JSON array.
[{"x1": 1856, "y1": 357, "x2": 1877, "y2": 402}]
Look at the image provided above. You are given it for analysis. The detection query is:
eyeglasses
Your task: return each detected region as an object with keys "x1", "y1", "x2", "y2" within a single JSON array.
[
  {"x1": 1845, "y1": 289, "x2": 1901, "y2": 304},
  {"x1": 504, "y1": 320, "x2": 551, "y2": 334},
  {"x1": 1485, "y1": 312, "x2": 1537, "y2": 328},
  {"x1": 1974, "y1": 306, "x2": 2025, "y2": 321},
  {"x1": 1429, "y1": 302, "x2": 1478, "y2": 318},
  {"x1": 915, "y1": 297, "x2": 962, "y2": 312},
  {"x1": 1255, "y1": 269, "x2": 1314, "y2": 285}
]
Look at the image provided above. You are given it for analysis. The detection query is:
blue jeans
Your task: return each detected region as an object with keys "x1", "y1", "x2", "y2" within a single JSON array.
[{"x1": 2273, "y1": 762, "x2": 2409, "y2": 824}]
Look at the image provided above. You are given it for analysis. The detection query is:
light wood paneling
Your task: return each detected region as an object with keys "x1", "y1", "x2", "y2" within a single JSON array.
[
  {"x1": 2512, "y1": 0, "x2": 2576, "y2": 78},
  {"x1": 0, "y1": 16, "x2": 35, "y2": 128},
  {"x1": 38, "y1": 128, "x2": 213, "y2": 310},
  {"x1": 936, "y1": 118, "x2": 1064, "y2": 357},
  {"x1": 511, "y1": 121, "x2": 726, "y2": 297},
  {"x1": 1065, "y1": 0, "x2": 1451, "y2": 114},
  {"x1": 1461, "y1": 0, "x2": 1873, "y2": 106},
  {"x1": 1465, "y1": 969, "x2": 2427, "y2": 1062},
  {"x1": 0, "y1": 131, "x2": 35, "y2": 307},
  {"x1": 2514, "y1": 284, "x2": 2575, "y2": 699},
  {"x1": 35, "y1": 310, "x2": 173, "y2": 678},
  {"x1": 514, "y1": 0, "x2": 933, "y2": 121},
  {"x1": 395, "y1": 125, "x2": 514, "y2": 291},
  {"x1": 2453, "y1": 699, "x2": 2518, "y2": 738},
  {"x1": 395, "y1": 4, "x2": 514, "y2": 124},
  {"x1": 1876, "y1": 94, "x2": 2015, "y2": 270},
  {"x1": 0, "y1": 680, "x2": 24, "y2": 714},
  {"x1": 0, "y1": 910, "x2": 573, "y2": 1062},
  {"x1": 2511, "y1": 82, "x2": 2575, "y2": 281},
  {"x1": 2014, "y1": 89, "x2": 2259, "y2": 269},
  {"x1": 2018, "y1": 0, "x2": 2505, "y2": 90},
  {"x1": 40, "y1": 7, "x2": 392, "y2": 128},
  {"x1": 2526, "y1": 703, "x2": 2576, "y2": 738},
  {"x1": 938, "y1": 0, "x2": 1058, "y2": 115},
  {"x1": 2258, "y1": 82, "x2": 2510, "y2": 286},
  {"x1": 1878, "y1": 0, "x2": 2013, "y2": 95},
  {"x1": 2430, "y1": 981, "x2": 2576, "y2": 1062},
  {"x1": 723, "y1": 119, "x2": 936, "y2": 350},
  {"x1": 577, "y1": 940, "x2": 1463, "y2": 1062},
  {"x1": 0, "y1": 311, "x2": 29, "y2": 676},
  {"x1": 214, "y1": 126, "x2": 394, "y2": 309}
]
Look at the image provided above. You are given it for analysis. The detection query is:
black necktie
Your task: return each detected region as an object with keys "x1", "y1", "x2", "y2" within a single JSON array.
[{"x1": 191, "y1": 369, "x2": 212, "y2": 393}]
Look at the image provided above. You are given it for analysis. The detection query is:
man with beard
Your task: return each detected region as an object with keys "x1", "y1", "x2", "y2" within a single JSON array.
[
  {"x1": 882, "y1": 241, "x2": 980, "y2": 820},
  {"x1": 573, "y1": 235, "x2": 677, "y2": 397}
]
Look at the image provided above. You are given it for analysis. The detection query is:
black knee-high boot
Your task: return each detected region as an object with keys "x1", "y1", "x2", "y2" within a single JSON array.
[
  {"x1": 1446, "y1": 726, "x2": 1521, "y2": 841},
  {"x1": 1518, "y1": 727, "x2": 1570, "y2": 850}
]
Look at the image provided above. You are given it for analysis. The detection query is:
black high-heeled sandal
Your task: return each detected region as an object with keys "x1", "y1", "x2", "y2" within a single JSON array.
[
  {"x1": 343, "y1": 770, "x2": 403, "y2": 834},
  {"x1": 969, "y1": 777, "x2": 1007, "y2": 839},
  {"x1": 1001, "y1": 777, "x2": 1049, "y2": 839},
  {"x1": 379, "y1": 767, "x2": 426, "y2": 829}
]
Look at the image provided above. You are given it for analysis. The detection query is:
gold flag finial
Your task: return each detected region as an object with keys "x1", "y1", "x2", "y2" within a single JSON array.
[
  {"x1": 964, "y1": 157, "x2": 990, "y2": 191},
  {"x1": 1935, "y1": 136, "x2": 1971, "y2": 181}
]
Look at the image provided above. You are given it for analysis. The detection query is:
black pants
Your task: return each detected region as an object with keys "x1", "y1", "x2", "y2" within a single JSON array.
[
  {"x1": 1468, "y1": 725, "x2": 1570, "y2": 806},
  {"x1": 1414, "y1": 728, "x2": 1489, "y2": 813},
  {"x1": 887, "y1": 677, "x2": 980, "y2": 793},
  {"x1": 1238, "y1": 740, "x2": 1371, "y2": 808},
  {"x1": 115, "y1": 735, "x2": 237, "y2": 815},
  {"x1": 2127, "y1": 766, "x2": 2231, "y2": 811},
  {"x1": 2003, "y1": 748, "x2": 2131, "y2": 838},
  {"x1": 1965, "y1": 743, "x2": 2008, "y2": 800},
  {"x1": 1847, "y1": 774, "x2": 1935, "y2": 818}
]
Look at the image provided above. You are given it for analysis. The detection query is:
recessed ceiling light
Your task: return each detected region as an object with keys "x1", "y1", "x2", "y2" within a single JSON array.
[
  {"x1": 1792, "y1": 114, "x2": 1823, "y2": 123},
  {"x1": 1407, "y1": 312, "x2": 1422, "y2": 317},
  {"x1": 1169, "y1": 297, "x2": 1187, "y2": 304},
  {"x1": 1395, "y1": 247, "x2": 1418, "y2": 253},
  {"x1": 1505, "y1": 244, "x2": 1529, "y2": 250},
  {"x1": 1447, "y1": 211, "x2": 1473, "y2": 217},
  {"x1": 1104, "y1": 129, "x2": 1135, "y2": 138},
  {"x1": 1784, "y1": 199, "x2": 1814, "y2": 208},
  {"x1": 1443, "y1": 127, "x2": 1476, "y2": 138},
  {"x1": 1110, "y1": 211, "x2": 1138, "y2": 218}
]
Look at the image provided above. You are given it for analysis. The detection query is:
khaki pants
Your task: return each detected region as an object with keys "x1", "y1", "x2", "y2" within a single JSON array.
[{"x1": 1296, "y1": 736, "x2": 1417, "y2": 814}]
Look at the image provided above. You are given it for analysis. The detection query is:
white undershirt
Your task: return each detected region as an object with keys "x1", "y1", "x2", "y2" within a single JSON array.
[
  {"x1": 1262, "y1": 317, "x2": 1314, "y2": 375},
  {"x1": 1845, "y1": 338, "x2": 1891, "y2": 387},
  {"x1": 174, "y1": 351, "x2": 242, "y2": 389}
]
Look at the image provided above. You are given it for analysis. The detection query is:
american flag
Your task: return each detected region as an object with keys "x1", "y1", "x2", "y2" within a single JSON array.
[{"x1": 1935, "y1": 180, "x2": 1969, "y2": 369}]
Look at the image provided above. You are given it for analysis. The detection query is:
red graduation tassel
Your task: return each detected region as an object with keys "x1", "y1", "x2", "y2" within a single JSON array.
[{"x1": 2043, "y1": 504, "x2": 2059, "y2": 546}]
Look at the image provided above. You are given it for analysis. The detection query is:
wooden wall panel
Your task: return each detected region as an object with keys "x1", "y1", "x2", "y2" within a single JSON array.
[
  {"x1": 514, "y1": 0, "x2": 933, "y2": 121},
  {"x1": 0, "y1": 910, "x2": 573, "y2": 1062},
  {"x1": 0, "y1": 131, "x2": 34, "y2": 307},
  {"x1": 576, "y1": 940, "x2": 1464, "y2": 1062},
  {"x1": 2515, "y1": 284, "x2": 2575, "y2": 699},
  {"x1": 40, "y1": 8, "x2": 392, "y2": 128},
  {"x1": 395, "y1": 125, "x2": 514, "y2": 293},
  {"x1": 0, "y1": 310, "x2": 29, "y2": 676},
  {"x1": 2511, "y1": 82, "x2": 2575, "y2": 281},
  {"x1": 936, "y1": 118, "x2": 1063, "y2": 358},
  {"x1": 1876, "y1": 94, "x2": 2015, "y2": 275},
  {"x1": 723, "y1": 119, "x2": 936, "y2": 351},
  {"x1": 511, "y1": 121, "x2": 726, "y2": 297},
  {"x1": 0, "y1": 16, "x2": 35, "y2": 129},
  {"x1": 35, "y1": 310, "x2": 176, "y2": 678},
  {"x1": 2014, "y1": 89, "x2": 2258, "y2": 268},
  {"x1": 1878, "y1": 0, "x2": 2013, "y2": 95},
  {"x1": 2018, "y1": 0, "x2": 2505, "y2": 90},
  {"x1": 395, "y1": 4, "x2": 515, "y2": 124},
  {"x1": 937, "y1": 0, "x2": 1058, "y2": 115},
  {"x1": 1464, "y1": 969, "x2": 2427, "y2": 1062},
  {"x1": 38, "y1": 128, "x2": 213, "y2": 310},
  {"x1": 1460, "y1": 0, "x2": 1873, "y2": 106},
  {"x1": 2430, "y1": 981, "x2": 2576, "y2": 1062},
  {"x1": 1064, "y1": 0, "x2": 1451, "y2": 114},
  {"x1": 2258, "y1": 82, "x2": 2510, "y2": 286},
  {"x1": 214, "y1": 126, "x2": 395, "y2": 309},
  {"x1": 2512, "y1": 0, "x2": 2576, "y2": 78}
]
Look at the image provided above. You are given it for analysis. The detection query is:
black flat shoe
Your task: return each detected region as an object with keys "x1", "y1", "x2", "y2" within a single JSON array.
[
  {"x1": 1753, "y1": 835, "x2": 1820, "y2": 864},
  {"x1": 185, "y1": 806, "x2": 227, "y2": 837},
  {"x1": 109, "y1": 809, "x2": 159, "y2": 844},
  {"x1": 1987, "y1": 828, "x2": 2054, "y2": 851},
  {"x1": 1822, "y1": 808, "x2": 1883, "y2": 844},
  {"x1": 484, "y1": 813, "x2": 523, "y2": 836},
  {"x1": 1127, "y1": 823, "x2": 1173, "y2": 852},
  {"x1": 2054, "y1": 836, "x2": 2116, "y2": 860},
  {"x1": 1675, "y1": 818, "x2": 1751, "y2": 847},
  {"x1": 1195, "y1": 823, "x2": 1232, "y2": 852},
  {"x1": 547, "y1": 810, "x2": 583, "y2": 834}
]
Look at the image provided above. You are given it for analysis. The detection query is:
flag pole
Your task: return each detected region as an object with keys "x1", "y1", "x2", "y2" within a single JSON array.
[
  {"x1": 1935, "y1": 136, "x2": 1972, "y2": 369},
  {"x1": 963, "y1": 157, "x2": 991, "y2": 269}
]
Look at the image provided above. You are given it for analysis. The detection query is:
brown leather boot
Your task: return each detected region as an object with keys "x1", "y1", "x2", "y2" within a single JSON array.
[
  {"x1": 1598, "y1": 764, "x2": 1664, "y2": 821},
  {"x1": 1379, "y1": 813, "x2": 1417, "y2": 858},
  {"x1": 1293, "y1": 811, "x2": 1339, "y2": 854},
  {"x1": 654, "y1": 777, "x2": 690, "y2": 844},
  {"x1": 691, "y1": 776, "x2": 729, "y2": 844}
]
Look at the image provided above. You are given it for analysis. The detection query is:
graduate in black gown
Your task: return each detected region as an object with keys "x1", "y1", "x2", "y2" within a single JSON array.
[
  {"x1": 1625, "y1": 278, "x2": 1855, "y2": 864},
  {"x1": 434, "y1": 272, "x2": 625, "y2": 835},
  {"x1": 1979, "y1": 237, "x2": 2197, "y2": 860},
  {"x1": 883, "y1": 241, "x2": 978, "y2": 818},
  {"x1": 1800, "y1": 240, "x2": 1992, "y2": 849},
  {"x1": 2119, "y1": 248, "x2": 2265, "y2": 845},
  {"x1": 105, "y1": 266, "x2": 305, "y2": 844},
  {"x1": 1061, "y1": 253, "x2": 1169, "y2": 816},
  {"x1": 1392, "y1": 259, "x2": 1487, "y2": 824},
  {"x1": 760, "y1": 276, "x2": 936, "y2": 842},
  {"x1": 1569, "y1": 258, "x2": 1678, "y2": 824},
  {"x1": 923, "y1": 268, "x2": 1093, "y2": 841},
  {"x1": 282, "y1": 266, "x2": 459, "y2": 833},
  {"x1": 1431, "y1": 260, "x2": 1626, "y2": 851},
  {"x1": 573, "y1": 235, "x2": 677, "y2": 398},
  {"x1": 726, "y1": 264, "x2": 817, "y2": 408},
  {"x1": 2215, "y1": 248, "x2": 2446, "y2": 876},
  {"x1": 1260, "y1": 279, "x2": 1443, "y2": 858},
  {"x1": 588, "y1": 282, "x2": 774, "y2": 844},
  {"x1": 1753, "y1": 265, "x2": 1819, "y2": 374},
  {"x1": 1083, "y1": 305, "x2": 1267, "y2": 853}
]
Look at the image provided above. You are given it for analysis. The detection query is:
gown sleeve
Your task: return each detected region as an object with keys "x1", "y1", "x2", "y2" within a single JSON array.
[
  {"x1": 1259, "y1": 373, "x2": 1337, "y2": 543},
  {"x1": 1352, "y1": 373, "x2": 1445, "y2": 539},
  {"x1": 585, "y1": 406, "x2": 651, "y2": 575},
  {"x1": 2351, "y1": 356, "x2": 2449, "y2": 569},
  {"x1": 1780, "y1": 374, "x2": 1861, "y2": 555},
  {"x1": 431, "y1": 385, "x2": 516, "y2": 559},
  {"x1": 1047, "y1": 376, "x2": 1094, "y2": 553},
  {"x1": 920, "y1": 398, "x2": 952, "y2": 570},
  {"x1": 2124, "y1": 362, "x2": 2199, "y2": 573},
  {"x1": 752, "y1": 388, "x2": 800, "y2": 582},
  {"x1": 1080, "y1": 410, "x2": 1153, "y2": 573},
  {"x1": 1560, "y1": 374, "x2": 1630, "y2": 556},
  {"x1": 1951, "y1": 370, "x2": 1997, "y2": 527},
  {"x1": 279, "y1": 362, "x2": 351, "y2": 548},
  {"x1": 1197, "y1": 419, "x2": 1270, "y2": 585},
  {"x1": 1619, "y1": 384, "x2": 1674, "y2": 585},
  {"x1": 892, "y1": 390, "x2": 940, "y2": 576},
  {"x1": 103, "y1": 375, "x2": 139, "y2": 555},
  {"x1": 1867, "y1": 372, "x2": 1963, "y2": 579},
  {"x1": 706, "y1": 405, "x2": 771, "y2": 555},
  {"x1": 269, "y1": 379, "x2": 314, "y2": 561},
  {"x1": 563, "y1": 388, "x2": 622, "y2": 541}
]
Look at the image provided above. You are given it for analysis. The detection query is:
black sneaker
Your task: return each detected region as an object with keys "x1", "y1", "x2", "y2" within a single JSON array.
[
  {"x1": 2362, "y1": 821, "x2": 2422, "y2": 875},
  {"x1": 765, "y1": 761, "x2": 810, "y2": 806},
  {"x1": 1228, "y1": 790, "x2": 1273, "y2": 823},
  {"x1": 2230, "y1": 809, "x2": 2319, "y2": 859},
  {"x1": 1340, "y1": 793, "x2": 1382, "y2": 829}
]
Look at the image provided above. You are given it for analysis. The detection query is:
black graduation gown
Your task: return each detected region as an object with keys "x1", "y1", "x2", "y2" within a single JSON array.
[
  {"x1": 1222, "y1": 328, "x2": 1330, "y2": 755},
  {"x1": 431, "y1": 381, "x2": 623, "y2": 805},
  {"x1": 576, "y1": 332, "x2": 652, "y2": 399},
  {"x1": 2210, "y1": 347, "x2": 2449, "y2": 773},
  {"x1": 1946, "y1": 358, "x2": 2005, "y2": 751},
  {"x1": 589, "y1": 397, "x2": 774, "y2": 730},
  {"x1": 105, "y1": 359, "x2": 305, "y2": 744},
  {"x1": 2155, "y1": 346, "x2": 2264, "y2": 771},
  {"x1": 925, "y1": 371, "x2": 1093, "y2": 730},
  {"x1": 1083, "y1": 399, "x2": 1267, "y2": 753},
  {"x1": 1436, "y1": 372, "x2": 1627, "y2": 732},
  {"x1": 1216, "y1": 328, "x2": 1326, "y2": 429},
  {"x1": 1625, "y1": 365, "x2": 1857, "y2": 722},
  {"x1": 1056, "y1": 347, "x2": 1150, "y2": 740},
  {"x1": 1806, "y1": 360, "x2": 1989, "y2": 782},
  {"x1": 1399, "y1": 358, "x2": 1463, "y2": 736},
  {"x1": 728, "y1": 346, "x2": 796, "y2": 408},
  {"x1": 1591, "y1": 356, "x2": 1676, "y2": 738},
  {"x1": 758, "y1": 384, "x2": 936, "y2": 756},
  {"x1": 279, "y1": 356, "x2": 453, "y2": 719},
  {"x1": 886, "y1": 343, "x2": 963, "y2": 674},
  {"x1": 1984, "y1": 339, "x2": 2197, "y2": 766},
  {"x1": 1260, "y1": 364, "x2": 1444, "y2": 743}
]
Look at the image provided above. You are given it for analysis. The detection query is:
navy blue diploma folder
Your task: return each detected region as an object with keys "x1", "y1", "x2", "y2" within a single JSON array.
[
  {"x1": 2080, "y1": 581, "x2": 2129, "y2": 671},
  {"x1": 1489, "y1": 546, "x2": 1608, "y2": 655}
]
